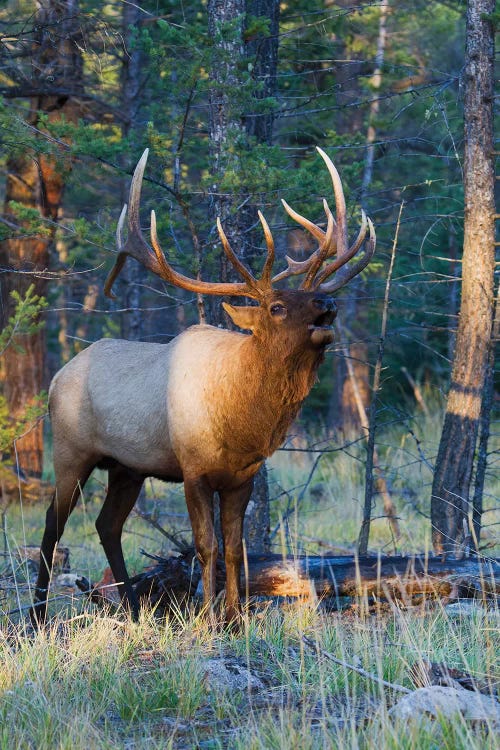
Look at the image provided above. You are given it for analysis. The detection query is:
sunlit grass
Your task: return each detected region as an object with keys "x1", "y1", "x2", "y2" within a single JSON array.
[
  {"x1": 0, "y1": 405, "x2": 498, "y2": 747},
  {"x1": 0, "y1": 598, "x2": 496, "y2": 749}
]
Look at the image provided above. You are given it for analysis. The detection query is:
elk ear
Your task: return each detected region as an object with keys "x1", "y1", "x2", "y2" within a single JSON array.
[{"x1": 222, "y1": 302, "x2": 261, "y2": 332}]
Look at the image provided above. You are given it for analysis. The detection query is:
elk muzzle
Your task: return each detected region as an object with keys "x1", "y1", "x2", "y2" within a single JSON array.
[{"x1": 308, "y1": 296, "x2": 337, "y2": 347}]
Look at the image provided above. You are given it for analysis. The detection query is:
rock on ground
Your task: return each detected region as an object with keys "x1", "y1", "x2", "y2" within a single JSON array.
[
  {"x1": 389, "y1": 686, "x2": 500, "y2": 729},
  {"x1": 201, "y1": 658, "x2": 264, "y2": 693}
]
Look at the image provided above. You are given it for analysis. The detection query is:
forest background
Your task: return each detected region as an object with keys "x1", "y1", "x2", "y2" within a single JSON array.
[{"x1": 0, "y1": 0, "x2": 498, "y2": 560}]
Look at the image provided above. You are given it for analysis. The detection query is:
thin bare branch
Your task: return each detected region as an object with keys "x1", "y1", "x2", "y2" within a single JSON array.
[
  {"x1": 302, "y1": 636, "x2": 411, "y2": 694},
  {"x1": 358, "y1": 202, "x2": 403, "y2": 555}
]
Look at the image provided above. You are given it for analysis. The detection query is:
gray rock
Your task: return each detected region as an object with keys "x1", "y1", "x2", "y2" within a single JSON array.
[
  {"x1": 389, "y1": 686, "x2": 500, "y2": 728},
  {"x1": 202, "y1": 658, "x2": 264, "y2": 693}
]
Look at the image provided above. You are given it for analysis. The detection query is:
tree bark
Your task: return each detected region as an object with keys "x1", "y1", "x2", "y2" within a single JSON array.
[
  {"x1": 430, "y1": 0, "x2": 495, "y2": 555},
  {"x1": 119, "y1": 1, "x2": 146, "y2": 342},
  {"x1": 0, "y1": 0, "x2": 84, "y2": 477},
  {"x1": 206, "y1": 0, "x2": 280, "y2": 553}
]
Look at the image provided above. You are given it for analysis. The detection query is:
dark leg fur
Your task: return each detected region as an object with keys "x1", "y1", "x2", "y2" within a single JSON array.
[
  {"x1": 95, "y1": 464, "x2": 144, "y2": 621},
  {"x1": 30, "y1": 467, "x2": 93, "y2": 626}
]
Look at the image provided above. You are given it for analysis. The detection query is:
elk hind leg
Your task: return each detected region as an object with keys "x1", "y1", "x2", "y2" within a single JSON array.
[
  {"x1": 30, "y1": 462, "x2": 94, "y2": 626},
  {"x1": 95, "y1": 464, "x2": 144, "y2": 620}
]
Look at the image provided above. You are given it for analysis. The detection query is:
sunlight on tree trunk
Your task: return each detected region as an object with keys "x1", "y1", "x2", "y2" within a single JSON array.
[
  {"x1": 430, "y1": 0, "x2": 495, "y2": 555},
  {"x1": 472, "y1": 278, "x2": 499, "y2": 544}
]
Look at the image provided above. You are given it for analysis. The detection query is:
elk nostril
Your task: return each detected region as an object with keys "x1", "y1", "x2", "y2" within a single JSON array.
[{"x1": 314, "y1": 297, "x2": 336, "y2": 313}]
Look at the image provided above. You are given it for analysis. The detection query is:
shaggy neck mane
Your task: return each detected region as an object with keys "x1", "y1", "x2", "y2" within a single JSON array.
[{"x1": 212, "y1": 332, "x2": 324, "y2": 458}]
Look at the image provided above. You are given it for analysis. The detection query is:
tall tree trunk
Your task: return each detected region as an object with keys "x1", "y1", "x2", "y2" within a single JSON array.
[
  {"x1": 332, "y1": 2, "x2": 389, "y2": 437},
  {"x1": 241, "y1": 0, "x2": 280, "y2": 553},
  {"x1": 119, "y1": 2, "x2": 145, "y2": 342},
  {"x1": 0, "y1": 0, "x2": 83, "y2": 477},
  {"x1": 430, "y1": 0, "x2": 495, "y2": 555},
  {"x1": 360, "y1": 0, "x2": 389, "y2": 205},
  {"x1": 245, "y1": 0, "x2": 280, "y2": 146},
  {"x1": 471, "y1": 277, "x2": 499, "y2": 544},
  {"x1": 207, "y1": 0, "x2": 247, "y2": 297},
  {"x1": 206, "y1": 0, "x2": 280, "y2": 553}
]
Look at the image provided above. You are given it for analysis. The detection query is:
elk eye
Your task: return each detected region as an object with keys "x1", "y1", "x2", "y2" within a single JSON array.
[{"x1": 270, "y1": 302, "x2": 287, "y2": 317}]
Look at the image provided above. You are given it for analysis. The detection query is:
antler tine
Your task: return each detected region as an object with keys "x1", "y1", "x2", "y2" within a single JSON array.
[
  {"x1": 127, "y1": 148, "x2": 149, "y2": 235},
  {"x1": 216, "y1": 218, "x2": 259, "y2": 290},
  {"x1": 316, "y1": 147, "x2": 348, "y2": 254},
  {"x1": 116, "y1": 202, "x2": 127, "y2": 249},
  {"x1": 103, "y1": 253, "x2": 127, "y2": 300},
  {"x1": 150, "y1": 209, "x2": 199, "y2": 288},
  {"x1": 281, "y1": 198, "x2": 326, "y2": 242},
  {"x1": 300, "y1": 199, "x2": 336, "y2": 290},
  {"x1": 317, "y1": 217, "x2": 376, "y2": 294},
  {"x1": 271, "y1": 254, "x2": 313, "y2": 285},
  {"x1": 104, "y1": 149, "x2": 165, "y2": 299},
  {"x1": 103, "y1": 205, "x2": 129, "y2": 299},
  {"x1": 258, "y1": 210, "x2": 275, "y2": 286},
  {"x1": 322, "y1": 197, "x2": 336, "y2": 238},
  {"x1": 311, "y1": 209, "x2": 368, "y2": 289}
]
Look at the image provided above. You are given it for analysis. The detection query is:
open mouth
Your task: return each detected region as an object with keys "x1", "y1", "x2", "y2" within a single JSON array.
[{"x1": 308, "y1": 310, "x2": 336, "y2": 332}]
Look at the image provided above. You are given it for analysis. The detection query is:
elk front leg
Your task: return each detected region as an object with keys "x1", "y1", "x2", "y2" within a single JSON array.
[
  {"x1": 219, "y1": 480, "x2": 253, "y2": 624},
  {"x1": 183, "y1": 477, "x2": 217, "y2": 618}
]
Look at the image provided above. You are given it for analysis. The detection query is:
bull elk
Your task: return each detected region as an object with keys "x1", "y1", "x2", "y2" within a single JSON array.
[{"x1": 30, "y1": 148, "x2": 375, "y2": 626}]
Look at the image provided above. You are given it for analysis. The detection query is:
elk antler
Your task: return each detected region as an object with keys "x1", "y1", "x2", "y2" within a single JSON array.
[
  {"x1": 105, "y1": 147, "x2": 375, "y2": 301},
  {"x1": 104, "y1": 150, "x2": 271, "y2": 300},
  {"x1": 274, "y1": 147, "x2": 376, "y2": 293}
]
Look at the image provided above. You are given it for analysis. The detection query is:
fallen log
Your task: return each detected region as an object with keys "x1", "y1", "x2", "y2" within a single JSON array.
[{"x1": 130, "y1": 551, "x2": 499, "y2": 607}]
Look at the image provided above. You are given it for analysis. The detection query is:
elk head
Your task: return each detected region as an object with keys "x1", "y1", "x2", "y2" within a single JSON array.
[{"x1": 104, "y1": 148, "x2": 375, "y2": 346}]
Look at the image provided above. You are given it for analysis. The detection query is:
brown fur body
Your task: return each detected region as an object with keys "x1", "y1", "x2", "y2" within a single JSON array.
[{"x1": 31, "y1": 290, "x2": 336, "y2": 624}]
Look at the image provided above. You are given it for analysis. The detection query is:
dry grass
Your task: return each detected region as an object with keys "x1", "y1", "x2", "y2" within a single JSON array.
[
  {"x1": 0, "y1": 599, "x2": 497, "y2": 749},
  {"x1": 0, "y1": 406, "x2": 498, "y2": 748}
]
